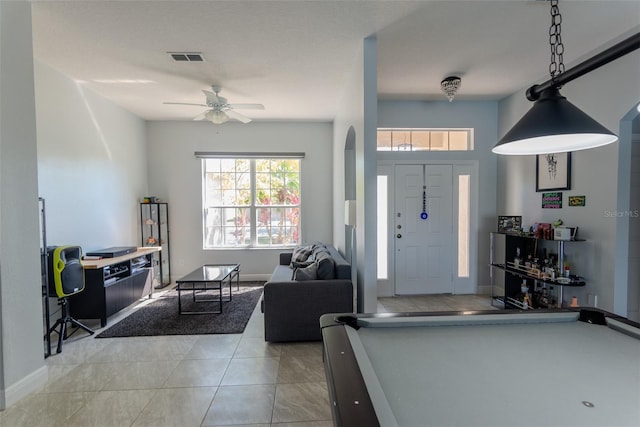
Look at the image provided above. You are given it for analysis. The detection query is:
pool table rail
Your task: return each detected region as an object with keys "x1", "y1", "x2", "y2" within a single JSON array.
[{"x1": 321, "y1": 322, "x2": 381, "y2": 427}]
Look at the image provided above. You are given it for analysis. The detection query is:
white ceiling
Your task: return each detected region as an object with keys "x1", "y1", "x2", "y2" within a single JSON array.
[{"x1": 31, "y1": 1, "x2": 640, "y2": 123}]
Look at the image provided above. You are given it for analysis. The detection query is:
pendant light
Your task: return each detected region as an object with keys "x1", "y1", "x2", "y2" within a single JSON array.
[
  {"x1": 493, "y1": 0, "x2": 636, "y2": 155},
  {"x1": 494, "y1": 86, "x2": 617, "y2": 155},
  {"x1": 441, "y1": 76, "x2": 461, "y2": 102}
]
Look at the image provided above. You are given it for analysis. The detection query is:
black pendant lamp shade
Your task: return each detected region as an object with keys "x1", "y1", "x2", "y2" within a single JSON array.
[
  {"x1": 492, "y1": 87, "x2": 617, "y2": 155},
  {"x1": 491, "y1": 0, "x2": 639, "y2": 156}
]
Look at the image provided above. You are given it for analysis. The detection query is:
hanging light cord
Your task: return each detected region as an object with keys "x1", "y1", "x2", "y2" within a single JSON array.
[{"x1": 548, "y1": 0, "x2": 565, "y2": 81}]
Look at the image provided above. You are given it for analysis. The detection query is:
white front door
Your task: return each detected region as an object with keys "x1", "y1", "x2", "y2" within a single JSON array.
[{"x1": 394, "y1": 164, "x2": 454, "y2": 294}]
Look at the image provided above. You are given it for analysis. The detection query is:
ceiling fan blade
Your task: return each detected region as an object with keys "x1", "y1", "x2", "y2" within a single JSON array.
[
  {"x1": 202, "y1": 90, "x2": 220, "y2": 104},
  {"x1": 193, "y1": 110, "x2": 209, "y2": 121},
  {"x1": 227, "y1": 103, "x2": 265, "y2": 110},
  {"x1": 164, "y1": 102, "x2": 208, "y2": 107},
  {"x1": 224, "y1": 109, "x2": 252, "y2": 123}
]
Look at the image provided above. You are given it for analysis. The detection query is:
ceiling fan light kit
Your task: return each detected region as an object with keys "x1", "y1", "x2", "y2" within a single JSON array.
[
  {"x1": 205, "y1": 110, "x2": 229, "y2": 124},
  {"x1": 494, "y1": 0, "x2": 639, "y2": 156}
]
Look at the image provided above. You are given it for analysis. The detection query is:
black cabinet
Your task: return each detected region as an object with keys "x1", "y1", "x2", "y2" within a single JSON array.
[
  {"x1": 490, "y1": 232, "x2": 586, "y2": 309},
  {"x1": 71, "y1": 251, "x2": 155, "y2": 327}
]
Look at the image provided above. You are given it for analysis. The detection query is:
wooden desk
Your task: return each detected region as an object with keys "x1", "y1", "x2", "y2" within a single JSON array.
[{"x1": 81, "y1": 246, "x2": 160, "y2": 270}]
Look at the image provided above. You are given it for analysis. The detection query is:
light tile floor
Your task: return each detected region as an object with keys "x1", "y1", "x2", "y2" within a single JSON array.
[
  {"x1": 377, "y1": 293, "x2": 497, "y2": 313},
  {"x1": 0, "y1": 289, "x2": 493, "y2": 427}
]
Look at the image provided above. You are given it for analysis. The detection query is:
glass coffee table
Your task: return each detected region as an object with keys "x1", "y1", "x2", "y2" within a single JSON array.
[{"x1": 175, "y1": 264, "x2": 240, "y2": 314}]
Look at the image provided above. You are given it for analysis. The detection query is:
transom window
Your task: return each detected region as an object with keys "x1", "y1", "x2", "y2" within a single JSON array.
[
  {"x1": 377, "y1": 128, "x2": 473, "y2": 151},
  {"x1": 201, "y1": 156, "x2": 301, "y2": 248}
]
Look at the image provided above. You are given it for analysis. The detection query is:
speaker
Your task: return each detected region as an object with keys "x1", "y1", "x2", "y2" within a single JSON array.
[{"x1": 47, "y1": 246, "x2": 84, "y2": 297}]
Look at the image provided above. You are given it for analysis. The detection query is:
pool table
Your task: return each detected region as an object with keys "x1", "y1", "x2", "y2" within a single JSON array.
[{"x1": 320, "y1": 309, "x2": 640, "y2": 427}]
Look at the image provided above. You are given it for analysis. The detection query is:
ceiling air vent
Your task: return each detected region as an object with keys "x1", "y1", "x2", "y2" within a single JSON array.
[{"x1": 169, "y1": 52, "x2": 205, "y2": 62}]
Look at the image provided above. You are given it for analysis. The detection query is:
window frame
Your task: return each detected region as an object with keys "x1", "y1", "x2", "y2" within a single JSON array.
[
  {"x1": 377, "y1": 128, "x2": 474, "y2": 152},
  {"x1": 201, "y1": 156, "x2": 302, "y2": 249}
]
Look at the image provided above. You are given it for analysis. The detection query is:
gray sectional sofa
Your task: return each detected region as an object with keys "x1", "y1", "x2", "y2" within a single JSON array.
[{"x1": 261, "y1": 243, "x2": 353, "y2": 342}]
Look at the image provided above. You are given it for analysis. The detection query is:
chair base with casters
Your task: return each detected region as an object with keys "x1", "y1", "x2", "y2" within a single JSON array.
[{"x1": 48, "y1": 297, "x2": 94, "y2": 354}]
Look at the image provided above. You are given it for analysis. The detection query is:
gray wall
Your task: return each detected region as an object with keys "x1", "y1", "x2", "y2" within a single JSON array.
[
  {"x1": 34, "y1": 60, "x2": 149, "y2": 341},
  {"x1": 497, "y1": 46, "x2": 640, "y2": 313},
  {"x1": 629, "y1": 131, "x2": 640, "y2": 321},
  {"x1": 35, "y1": 62, "x2": 148, "y2": 251},
  {"x1": 146, "y1": 120, "x2": 334, "y2": 281},
  {"x1": 0, "y1": 2, "x2": 48, "y2": 408},
  {"x1": 332, "y1": 37, "x2": 379, "y2": 313},
  {"x1": 0, "y1": 19, "x2": 148, "y2": 406}
]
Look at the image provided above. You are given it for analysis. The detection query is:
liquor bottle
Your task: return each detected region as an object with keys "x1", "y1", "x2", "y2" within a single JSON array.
[{"x1": 514, "y1": 247, "x2": 521, "y2": 268}]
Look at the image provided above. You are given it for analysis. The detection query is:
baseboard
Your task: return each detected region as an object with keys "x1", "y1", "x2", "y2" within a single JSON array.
[
  {"x1": 377, "y1": 290, "x2": 394, "y2": 297},
  {"x1": 476, "y1": 285, "x2": 492, "y2": 296},
  {"x1": 240, "y1": 273, "x2": 271, "y2": 282},
  {"x1": 1, "y1": 364, "x2": 48, "y2": 410}
]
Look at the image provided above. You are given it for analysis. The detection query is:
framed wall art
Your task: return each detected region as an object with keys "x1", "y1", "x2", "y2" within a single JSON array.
[
  {"x1": 569, "y1": 195, "x2": 586, "y2": 206},
  {"x1": 536, "y1": 152, "x2": 571, "y2": 192},
  {"x1": 497, "y1": 215, "x2": 522, "y2": 233}
]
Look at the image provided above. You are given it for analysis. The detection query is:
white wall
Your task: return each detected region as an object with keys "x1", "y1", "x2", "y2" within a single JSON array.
[
  {"x1": 332, "y1": 71, "x2": 361, "y2": 256},
  {"x1": 628, "y1": 131, "x2": 640, "y2": 322},
  {"x1": 497, "y1": 47, "x2": 640, "y2": 313},
  {"x1": 35, "y1": 62, "x2": 148, "y2": 251},
  {"x1": 377, "y1": 100, "x2": 499, "y2": 295},
  {"x1": 333, "y1": 36, "x2": 378, "y2": 313},
  {"x1": 146, "y1": 121, "x2": 334, "y2": 281},
  {"x1": 0, "y1": 2, "x2": 47, "y2": 408},
  {"x1": 0, "y1": 3, "x2": 149, "y2": 410},
  {"x1": 361, "y1": 37, "x2": 379, "y2": 313}
]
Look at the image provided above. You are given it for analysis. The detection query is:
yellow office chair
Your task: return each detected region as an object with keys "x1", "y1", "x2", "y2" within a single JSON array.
[{"x1": 47, "y1": 246, "x2": 94, "y2": 353}]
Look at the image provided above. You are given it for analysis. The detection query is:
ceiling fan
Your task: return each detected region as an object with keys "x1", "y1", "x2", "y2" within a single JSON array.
[{"x1": 164, "y1": 85, "x2": 264, "y2": 124}]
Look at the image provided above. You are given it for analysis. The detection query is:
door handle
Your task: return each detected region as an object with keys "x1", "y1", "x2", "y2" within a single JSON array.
[{"x1": 397, "y1": 234, "x2": 402, "y2": 238}]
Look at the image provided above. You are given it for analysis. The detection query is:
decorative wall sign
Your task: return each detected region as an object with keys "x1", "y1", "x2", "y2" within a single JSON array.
[
  {"x1": 536, "y1": 152, "x2": 571, "y2": 192},
  {"x1": 542, "y1": 192, "x2": 563, "y2": 209},
  {"x1": 569, "y1": 195, "x2": 586, "y2": 206},
  {"x1": 497, "y1": 216, "x2": 522, "y2": 233}
]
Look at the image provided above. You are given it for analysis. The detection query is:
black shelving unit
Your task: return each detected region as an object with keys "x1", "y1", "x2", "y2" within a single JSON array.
[
  {"x1": 490, "y1": 232, "x2": 586, "y2": 309},
  {"x1": 139, "y1": 202, "x2": 171, "y2": 288}
]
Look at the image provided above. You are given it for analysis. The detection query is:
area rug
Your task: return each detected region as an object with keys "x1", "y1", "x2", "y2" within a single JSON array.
[{"x1": 96, "y1": 285, "x2": 263, "y2": 338}]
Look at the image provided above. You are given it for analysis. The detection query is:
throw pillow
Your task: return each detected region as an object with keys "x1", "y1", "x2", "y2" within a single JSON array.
[
  {"x1": 290, "y1": 245, "x2": 313, "y2": 267},
  {"x1": 291, "y1": 260, "x2": 315, "y2": 269},
  {"x1": 314, "y1": 250, "x2": 336, "y2": 280},
  {"x1": 293, "y1": 263, "x2": 318, "y2": 281}
]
